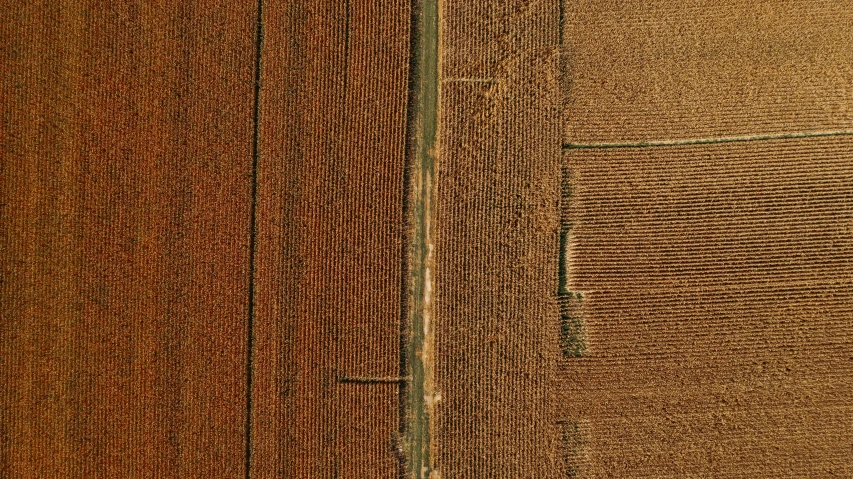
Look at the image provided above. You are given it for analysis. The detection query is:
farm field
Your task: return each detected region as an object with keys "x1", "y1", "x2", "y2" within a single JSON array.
[
  {"x1": 548, "y1": 2, "x2": 853, "y2": 475},
  {"x1": 3, "y1": 0, "x2": 853, "y2": 478},
  {"x1": 1, "y1": 2, "x2": 257, "y2": 476}
]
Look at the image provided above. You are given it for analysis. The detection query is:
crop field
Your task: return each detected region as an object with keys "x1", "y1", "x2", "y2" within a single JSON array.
[
  {"x1": 556, "y1": 139, "x2": 853, "y2": 477},
  {"x1": 250, "y1": 1, "x2": 411, "y2": 477},
  {"x1": 437, "y1": 0, "x2": 853, "y2": 477},
  {"x1": 549, "y1": 2, "x2": 853, "y2": 476},
  {"x1": 3, "y1": 0, "x2": 853, "y2": 478}
]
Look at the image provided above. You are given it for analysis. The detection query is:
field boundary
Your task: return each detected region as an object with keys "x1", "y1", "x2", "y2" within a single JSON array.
[
  {"x1": 563, "y1": 129, "x2": 853, "y2": 150},
  {"x1": 402, "y1": 0, "x2": 439, "y2": 477}
]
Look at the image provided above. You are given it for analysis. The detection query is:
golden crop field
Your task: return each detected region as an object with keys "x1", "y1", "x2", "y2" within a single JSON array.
[{"x1": 3, "y1": 0, "x2": 852, "y2": 477}]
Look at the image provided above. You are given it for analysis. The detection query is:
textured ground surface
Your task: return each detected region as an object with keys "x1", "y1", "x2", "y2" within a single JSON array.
[
  {"x1": 250, "y1": 1, "x2": 410, "y2": 477},
  {"x1": 437, "y1": 0, "x2": 853, "y2": 477},
  {"x1": 1, "y1": 1, "x2": 257, "y2": 477},
  {"x1": 552, "y1": 2, "x2": 853, "y2": 476},
  {"x1": 436, "y1": 1, "x2": 561, "y2": 477},
  {"x1": 2, "y1": 1, "x2": 409, "y2": 478},
  {"x1": 3, "y1": 1, "x2": 853, "y2": 478},
  {"x1": 558, "y1": 138, "x2": 853, "y2": 477}
]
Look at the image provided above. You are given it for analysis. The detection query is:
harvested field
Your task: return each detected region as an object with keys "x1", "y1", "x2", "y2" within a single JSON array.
[
  {"x1": 436, "y1": 0, "x2": 853, "y2": 477},
  {"x1": 561, "y1": 0, "x2": 853, "y2": 142}
]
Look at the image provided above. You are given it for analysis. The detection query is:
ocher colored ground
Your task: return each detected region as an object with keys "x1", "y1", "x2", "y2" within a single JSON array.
[{"x1": 559, "y1": 138, "x2": 853, "y2": 477}]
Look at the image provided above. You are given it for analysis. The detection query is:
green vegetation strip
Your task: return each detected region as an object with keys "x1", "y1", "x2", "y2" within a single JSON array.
[{"x1": 404, "y1": 0, "x2": 438, "y2": 477}]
